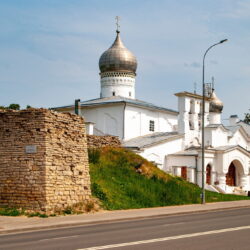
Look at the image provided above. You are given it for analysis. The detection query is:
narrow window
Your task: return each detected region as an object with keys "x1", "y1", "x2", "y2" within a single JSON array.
[
  {"x1": 149, "y1": 120, "x2": 155, "y2": 132},
  {"x1": 112, "y1": 91, "x2": 115, "y2": 96},
  {"x1": 129, "y1": 91, "x2": 131, "y2": 97}
]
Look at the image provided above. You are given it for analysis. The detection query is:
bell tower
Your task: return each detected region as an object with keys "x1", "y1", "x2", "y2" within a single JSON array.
[{"x1": 98, "y1": 18, "x2": 137, "y2": 99}]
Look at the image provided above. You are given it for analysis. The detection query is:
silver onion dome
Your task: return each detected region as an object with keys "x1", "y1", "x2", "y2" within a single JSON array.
[
  {"x1": 209, "y1": 91, "x2": 223, "y2": 113},
  {"x1": 99, "y1": 31, "x2": 137, "y2": 74}
]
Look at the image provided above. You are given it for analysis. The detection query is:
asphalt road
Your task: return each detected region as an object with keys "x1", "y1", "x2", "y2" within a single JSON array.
[{"x1": 1, "y1": 207, "x2": 250, "y2": 250}]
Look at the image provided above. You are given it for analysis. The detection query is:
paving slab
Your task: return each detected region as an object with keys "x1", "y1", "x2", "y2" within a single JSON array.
[{"x1": 1, "y1": 200, "x2": 250, "y2": 235}]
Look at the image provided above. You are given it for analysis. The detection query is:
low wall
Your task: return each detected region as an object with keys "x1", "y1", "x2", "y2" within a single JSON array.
[{"x1": 87, "y1": 135, "x2": 121, "y2": 149}]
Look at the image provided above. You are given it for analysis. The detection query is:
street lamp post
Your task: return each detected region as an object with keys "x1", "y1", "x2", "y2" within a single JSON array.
[{"x1": 201, "y1": 39, "x2": 228, "y2": 204}]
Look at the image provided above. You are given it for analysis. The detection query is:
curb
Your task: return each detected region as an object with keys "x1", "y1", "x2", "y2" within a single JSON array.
[{"x1": 1, "y1": 204, "x2": 250, "y2": 235}]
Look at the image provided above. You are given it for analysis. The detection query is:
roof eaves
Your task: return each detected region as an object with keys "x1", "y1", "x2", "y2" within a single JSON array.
[
  {"x1": 51, "y1": 105, "x2": 74, "y2": 110},
  {"x1": 140, "y1": 134, "x2": 184, "y2": 149},
  {"x1": 215, "y1": 145, "x2": 250, "y2": 155},
  {"x1": 175, "y1": 91, "x2": 210, "y2": 101},
  {"x1": 121, "y1": 101, "x2": 178, "y2": 114},
  {"x1": 80, "y1": 100, "x2": 125, "y2": 107}
]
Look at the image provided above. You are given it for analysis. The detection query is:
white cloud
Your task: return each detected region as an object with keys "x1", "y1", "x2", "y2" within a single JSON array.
[{"x1": 219, "y1": 0, "x2": 250, "y2": 19}]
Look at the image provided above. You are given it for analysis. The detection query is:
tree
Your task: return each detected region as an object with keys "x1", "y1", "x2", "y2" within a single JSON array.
[
  {"x1": 8, "y1": 104, "x2": 20, "y2": 110},
  {"x1": 244, "y1": 113, "x2": 250, "y2": 124}
]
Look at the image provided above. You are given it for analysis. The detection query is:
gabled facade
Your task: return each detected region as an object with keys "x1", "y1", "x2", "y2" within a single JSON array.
[{"x1": 166, "y1": 92, "x2": 250, "y2": 194}]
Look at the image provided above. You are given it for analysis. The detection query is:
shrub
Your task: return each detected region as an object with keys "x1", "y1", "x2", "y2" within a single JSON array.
[{"x1": 88, "y1": 148, "x2": 101, "y2": 164}]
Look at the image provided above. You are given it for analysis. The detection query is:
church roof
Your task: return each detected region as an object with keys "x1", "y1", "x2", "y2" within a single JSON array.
[
  {"x1": 225, "y1": 125, "x2": 241, "y2": 135},
  {"x1": 168, "y1": 149, "x2": 198, "y2": 156},
  {"x1": 174, "y1": 91, "x2": 210, "y2": 101},
  {"x1": 237, "y1": 121, "x2": 250, "y2": 135},
  {"x1": 170, "y1": 144, "x2": 249, "y2": 157},
  {"x1": 122, "y1": 132, "x2": 182, "y2": 149},
  {"x1": 226, "y1": 124, "x2": 250, "y2": 140},
  {"x1": 54, "y1": 96, "x2": 178, "y2": 114},
  {"x1": 206, "y1": 124, "x2": 229, "y2": 132},
  {"x1": 213, "y1": 145, "x2": 250, "y2": 155},
  {"x1": 209, "y1": 91, "x2": 223, "y2": 113},
  {"x1": 213, "y1": 145, "x2": 238, "y2": 151},
  {"x1": 99, "y1": 31, "x2": 137, "y2": 74}
]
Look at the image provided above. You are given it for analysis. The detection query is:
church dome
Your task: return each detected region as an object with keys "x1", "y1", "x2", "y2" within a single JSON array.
[
  {"x1": 209, "y1": 91, "x2": 223, "y2": 113},
  {"x1": 99, "y1": 31, "x2": 137, "y2": 74}
]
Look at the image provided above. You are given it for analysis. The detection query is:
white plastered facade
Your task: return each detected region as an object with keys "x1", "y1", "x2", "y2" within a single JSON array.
[
  {"x1": 165, "y1": 92, "x2": 250, "y2": 194},
  {"x1": 124, "y1": 105, "x2": 177, "y2": 140},
  {"x1": 139, "y1": 137, "x2": 183, "y2": 170},
  {"x1": 101, "y1": 76, "x2": 135, "y2": 99}
]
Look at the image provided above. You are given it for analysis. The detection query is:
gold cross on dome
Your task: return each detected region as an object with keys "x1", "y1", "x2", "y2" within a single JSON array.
[{"x1": 115, "y1": 16, "x2": 120, "y2": 32}]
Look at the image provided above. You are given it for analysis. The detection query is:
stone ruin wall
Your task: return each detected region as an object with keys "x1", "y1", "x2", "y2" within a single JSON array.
[
  {"x1": 0, "y1": 109, "x2": 91, "y2": 212},
  {"x1": 87, "y1": 135, "x2": 121, "y2": 149}
]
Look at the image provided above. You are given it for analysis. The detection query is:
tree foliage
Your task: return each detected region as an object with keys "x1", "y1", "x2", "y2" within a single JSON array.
[
  {"x1": 0, "y1": 104, "x2": 21, "y2": 110},
  {"x1": 244, "y1": 113, "x2": 250, "y2": 124},
  {"x1": 8, "y1": 104, "x2": 20, "y2": 110}
]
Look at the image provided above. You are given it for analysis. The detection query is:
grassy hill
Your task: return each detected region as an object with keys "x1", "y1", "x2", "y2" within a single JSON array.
[{"x1": 89, "y1": 147, "x2": 250, "y2": 210}]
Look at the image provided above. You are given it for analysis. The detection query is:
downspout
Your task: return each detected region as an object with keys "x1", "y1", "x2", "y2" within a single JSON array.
[{"x1": 123, "y1": 102, "x2": 127, "y2": 140}]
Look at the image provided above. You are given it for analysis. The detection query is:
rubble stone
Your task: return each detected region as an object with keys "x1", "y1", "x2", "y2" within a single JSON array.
[
  {"x1": 0, "y1": 109, "x2": 91, "y2": 212},
  {"x1": 87, "y1": 135, "x2": 121, "y2": 148}
]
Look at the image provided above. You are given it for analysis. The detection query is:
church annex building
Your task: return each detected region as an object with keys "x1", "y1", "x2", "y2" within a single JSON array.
[{"x1": 54, "y1": 29, "x2": 250, "y2": 195}]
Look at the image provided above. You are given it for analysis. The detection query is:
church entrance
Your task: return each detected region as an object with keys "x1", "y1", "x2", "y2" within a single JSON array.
[
  {"x1": 181, "y1": 167, "x2": 187, "y2": 180},
  {"x1": 226, "y1": 162, "x2": 236, "y2": 186},
  {"x1": 206, "y1": 164, "x2": 211, "y2": 184}
]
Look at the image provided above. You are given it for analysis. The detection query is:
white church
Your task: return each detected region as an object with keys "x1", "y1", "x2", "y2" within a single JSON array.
[{"x1": 55, "y1": 29, "x2": 250, "y2": 195}]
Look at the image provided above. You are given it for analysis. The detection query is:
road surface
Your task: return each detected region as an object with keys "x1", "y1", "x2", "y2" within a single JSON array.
[{"x1": 1, "y1": 207, "x2": 250, "y2": 250}]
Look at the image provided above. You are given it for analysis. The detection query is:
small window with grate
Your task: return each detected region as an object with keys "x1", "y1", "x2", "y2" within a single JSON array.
[
  {"x1": 149, "y1": 120, "x2": 155, "y2": 132},
  {"x1": 112, "y1": 91, "x2": 115, "y2": 96}
]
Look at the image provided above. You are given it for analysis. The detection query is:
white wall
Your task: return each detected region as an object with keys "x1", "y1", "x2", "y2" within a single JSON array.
[
  {"x1": 124, "y1": 105, "x2": 178, "y2": 140},
  {"x1": 209, "y1": 112, "x2": 221, "y2": 124},
  {"x1": 166, "y1": 155, "x2": 196, "y2": 170},
  {"x1": 177, "y1": 95, "x2": 209, "y2": 147},
  {"x1": 204, "y1": 127, "x2": 228, "y2": 148},
  {"x1": 139, "y1": 137, "x2": 183, "y2": 170},
  {"x1": 101, "y1": 76, "x2": 135, "y2": 98},
  {"x1": 228, "y1": 130, "x2": 249, "y2": 149},
  {"x1": 64, "y1": 103, "x2": 178, "y2": 140},
  {"x1": 80, "y1": 104, "x2": 124, "y2": 138},
  {"x1": 196, "y1": 151, "x2": 216, "y2": 187}
]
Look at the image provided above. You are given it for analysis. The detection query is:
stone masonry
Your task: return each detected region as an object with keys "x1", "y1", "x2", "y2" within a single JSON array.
[
  {"x1": 0, "y1": 109, "x2": 91, "y2": 212},
  {"x1": 87, "y1": 135, "x2": 121, "y2": 149}
]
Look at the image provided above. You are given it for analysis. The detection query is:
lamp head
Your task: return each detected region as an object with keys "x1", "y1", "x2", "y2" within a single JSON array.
[{"x1": 220, "y1": 39, "x2": 228, "y2": 43}]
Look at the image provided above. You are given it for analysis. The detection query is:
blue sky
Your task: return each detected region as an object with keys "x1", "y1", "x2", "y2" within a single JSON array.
[{"x1": 0, "y1": 0, "x2": 249, "y2": 121}]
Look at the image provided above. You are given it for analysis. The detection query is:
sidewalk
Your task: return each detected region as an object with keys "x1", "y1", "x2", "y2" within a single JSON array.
[{"x1": 1, "y1": 200, "x2": 250, "y2": 235}]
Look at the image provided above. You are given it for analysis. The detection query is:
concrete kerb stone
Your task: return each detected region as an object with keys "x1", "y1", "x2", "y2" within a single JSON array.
[{"x1": 1, "y1": 200, "x2": 250, "y2": 235}]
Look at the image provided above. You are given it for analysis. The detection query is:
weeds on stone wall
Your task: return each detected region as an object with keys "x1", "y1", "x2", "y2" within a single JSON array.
[
  {"x1": 0, "y1": 207, "x2": 48, "y2": 218},
  {"x1": 0, "y1": 199, "x2": 101, "y2": 217}
]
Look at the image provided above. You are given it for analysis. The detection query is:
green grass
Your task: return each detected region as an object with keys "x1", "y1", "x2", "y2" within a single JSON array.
[
  {"x1": 0, "y1": 207, "x2": 50, "y2": 218},
  {"x1": 89, "y1": 147, "x2": 250, "y2": 210},
  {"x1": 0, "y1": 208, "x2": 23, "y2": 216}
]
